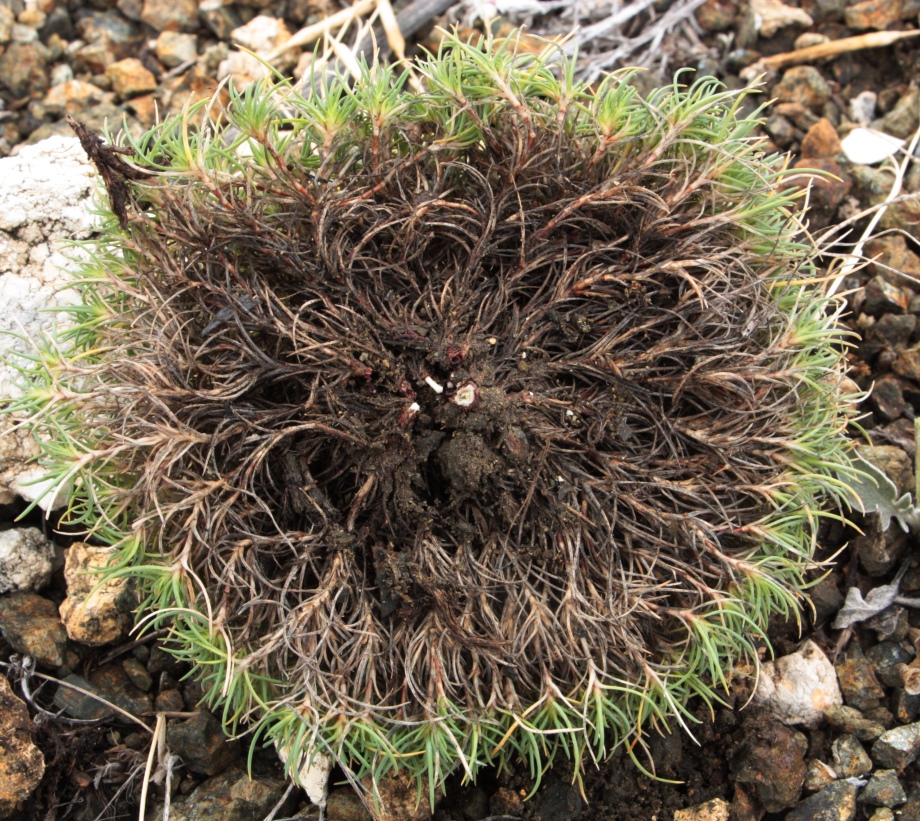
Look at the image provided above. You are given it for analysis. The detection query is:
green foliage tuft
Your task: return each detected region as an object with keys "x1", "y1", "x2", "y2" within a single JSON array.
[{"x1": 7, "y1": 32, "x2": 856, "y2": 805}]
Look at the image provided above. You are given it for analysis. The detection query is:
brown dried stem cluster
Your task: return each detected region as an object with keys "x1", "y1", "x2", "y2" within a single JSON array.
[{"x1": 21, "y1": 36, "x2": 853, "y2": 797}]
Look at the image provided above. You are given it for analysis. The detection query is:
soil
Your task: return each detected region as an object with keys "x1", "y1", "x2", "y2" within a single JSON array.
[{"x1": 3, "y1": 1, "x2": 920, "y2": 820}]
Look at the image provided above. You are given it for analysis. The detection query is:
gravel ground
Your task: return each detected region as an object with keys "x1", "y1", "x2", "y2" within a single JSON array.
[{"x1": 2, "y1": 0, "x2": 920, "y2": 820}]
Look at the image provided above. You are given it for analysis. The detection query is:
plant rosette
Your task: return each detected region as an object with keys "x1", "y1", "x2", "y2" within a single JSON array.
[{"x1": 8, "y1": 32, "x2": 857, "y2": 807}]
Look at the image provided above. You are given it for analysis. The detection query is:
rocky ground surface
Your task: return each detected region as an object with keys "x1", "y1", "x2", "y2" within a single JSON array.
[{"x1": 2, "y1": 0, "x2": 920, "y2": 819}]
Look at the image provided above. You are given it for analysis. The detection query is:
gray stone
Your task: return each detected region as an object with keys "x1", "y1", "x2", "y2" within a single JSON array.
[
  {"x1": 861, "y1": 770, "x2": 907, "y2": 807},
  {"x1": 824, "y1": 704, "x2": 887, "y2": 741},
  {"x1": 871, "y1": 722, "x2": 920, "y2": 769},
  {"x1": 867, "y1": 641, "x2": 915, "y2": 688},
  {"x1": 53, "y1": 673, "x2": 115, "y2": 721},
  {"x1": 832, "y1": 735, "x2": 872, "y2": 777},
  {"x1": 773, "y1": 66, "x2": 831, "y2": 113},
  {"x1": 166, "y1": 710, "x2": 241, "y2": 776},
  {"x1": 873, "y1": 88, "x2": 920, "y2": 141},
  {"x1": 0, "y1": 527, "x2": 55, "y2": 593},
  {"x1": 154, "y1": 30, "x2": 197, "y2": 67},
  {"x1": 786, "y1": 780, "x2": 857, "y2": 821},
  {"x1": 87, "y1": 663, "x2": 153, "y2": 720}
]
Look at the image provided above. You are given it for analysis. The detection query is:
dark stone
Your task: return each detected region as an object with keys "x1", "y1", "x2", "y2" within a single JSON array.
[
  {"x1": 863, "y1": 705, "x2": 894, "y2": 729},
  {"x1": 147, "y1": 642, "x2": 184, "y2": 676},
  {"x1": 853, "y1": 519, "x2": 908, "y2": 577},
  {"x1": 869, "y1": 374, "x2": 907, "y2": 422},
  {"x1": 785, "y1": 780, "x2": 857, "y2": 821},
  {"x1": 326, "y1": 788, "x2": 371, "y2": 820},
  {"x1": 490, "y1": 787, "x2": 524, "y2": 817},
  {"x1": 765, "y1": 114, "x2": 797, "y2": 148},
  {"x1": 731, "y1": 714, "x2": 808, "y2": 812},
  {"x1": 836, "y1": 645, "x2": 887, "y2": 712},
  {"x1": 869, "y1": 314, "x2": 917, "y2": 352},
  {"x1": 53, "y1": 674, "x2": 115, "y2": 721},
  {"x1": 39, "y1": 5, "x2": 73, "y2": 40},
  {"x1": 198, "y1": 0, "x2": 242, "y2": 40},
  {"x1": 824, "y1": 704, "x2": 887, "y2": 741},
  {"x1": 790, "y1": 158, "x2": 851, "y2": 227},
  {"x1": 88, "y1": 663, "x2": 153, "y2": 721},
  {"x1": 154, "y1": 688, "x2": 184, "y2": 712},
  {"x1": 861, "y1": 769, "x2": 907, "y2": 807},
  {"x1": 871, "y1": 722, "x2": 920, "y2": 769},
  {"x1": 122, "y1": 656, "x2": 152, "y2": 691},
  {"x1": 166, "y1": 710, "x2": 240, "y2": 776},
  {"x1": 867, "y1": 641, "x2": 915, "y2": 687},
  {"x1": 459, "y1": 786, "x2": 489, "y2": 821},
  {"x1": 0, "y1": 592, "x2": 68, "y2": 668},
  {"x1": 895, "y1": 689, "x2": 920, "y2": 724},
  {"x1": 529, "y1": 777, "x2": 585, "y2": 821},
  {"x1": 831, "y1": 734, "x2": 872, "y2": 777},
  {"x1": 864, "y1": 277, "x2": 913, "y2": 317},
  {"x1": 810, "y1": 571, "x2": 845, "y2": 623}
]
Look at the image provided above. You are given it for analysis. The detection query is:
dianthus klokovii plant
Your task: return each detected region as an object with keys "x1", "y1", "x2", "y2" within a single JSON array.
[{"x1": 11, "y1": 33, "x2": 855, "y2": 804}]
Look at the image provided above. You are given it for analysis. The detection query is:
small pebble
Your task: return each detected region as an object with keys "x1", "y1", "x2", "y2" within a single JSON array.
[
  {"x1": 851, "y1": 91, "x2": 878, "y2": 126},
  {"x1": 861, "y1": 769, "x2": 907, "y2": 807},
  {"x1": 786, "y1": 780, "x2": 857, "y2": 821},
  {"x1": 832, "y1": 735, "x2": 872, "y2": 777},
  {"x1": 871, "y1": 722, "x2": 920, "y2": 770},
  {"x1": 824, "y1": 705, "x2": 887, "y2": 741}
]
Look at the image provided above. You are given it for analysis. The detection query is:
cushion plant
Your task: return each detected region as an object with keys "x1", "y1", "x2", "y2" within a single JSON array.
[{"x1": 9, "y1": 33, "x2": 855, "y2": 807}]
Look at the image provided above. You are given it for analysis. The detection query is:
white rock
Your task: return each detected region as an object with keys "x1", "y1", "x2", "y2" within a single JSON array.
[
  {"x1": 750, "y1": 0, "x2": 813, "y2": 38},
  {"x1": 231, "y1": 15, "x2": 287, "y2": 53},
  {"x1": 275, "y1": 740, "x2": 330, "y2": 808},
  {"x1": 11, "y1": 467, "x2": 71, "y2": 513},
  {"x1": 218, "y1": 51, "x2": 271, "y2": 89},
  {"x1": 841, "y1": 127, "x2": 905, "y2": 165},
  {"x1": 850, "y1": 91, "x2": 878, "y2": 127},
  {"x1": 0, "y1": 526, "x2": 56, "y2": 593},
  {"x1": 0, "y1": 136, "x2": 97, "y2": 503},
  {"x1": 752, "y1": 639, "x2": 842, "y2": 727}
]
